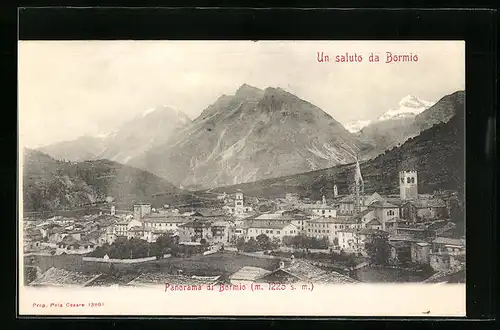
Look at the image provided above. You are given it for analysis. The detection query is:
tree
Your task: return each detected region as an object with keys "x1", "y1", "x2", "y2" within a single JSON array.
[
  {"x1": 365, "y1": 233, "x2": 390, "y2": 265},
  {"x1": 270, "y1": 237, "x2": 281, "y2": 250},
  {"x1": 235, "y1": 237, "x2": 245, "y2": 252},
  {"x1": 244, "y1": 238, "x2": 259, "y2": 252},
  {"x1": 256, "y1": 234, "x2": 271, "y2": 250}
]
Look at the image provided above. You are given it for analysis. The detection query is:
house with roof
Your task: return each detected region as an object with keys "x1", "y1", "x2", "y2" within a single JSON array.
[
  {"x1": 178, "y1": 220, "x2": 213, "y2": 243},
  {"x1": 208, "y1": 220, "x2": 234, "y2": 244},
  {"x1": 229, "y1": 266, "x2": 272, "y2": 285},
  {"x1": 410, "y1": 241, "x2": 431, "y2": 264},
  {"x1": 365, "y1": 218, "x2": 382, "y2": 230},
  {"x1": 114, "y1": 219, "x2": 130, "y2": 237},
  {"x1": 401, "y1": 198, "x2": 448, "y2": 222},
  {"x1": 245, "y1": 221, "x2": 298, "y2": 242},
  {"x1": 428, "y1": 237, "x2": 466, "y2": 271},
  {"x1": 256, "y1": 259, "x2": 359, "y2": 284},
  {"x1": 29, "y1": 267, "x2": 102, "y2": 287},
  {"x1": 306, "y1": 217, "x2": 360, "y2": 245},
  {"x1": 393, "y1": 224, "x2": 436, "y2": 240},
  {"x1": 127, "y1": 225, "x2": 146, "y2": 240},
  {"x1": 432, "y1": 237, "x2": 466, "y2": 254},
  {"x1": 387, "y1": 240, "x2": 412, "y2": 265},
  {"x1": 57, "y1": 236, "x2": 96, "y2": 254},
  {"x1": 423, "y1": 263, "x2": 465, "y2": 284},
  {"x1": 24, "y1": 228, "x2": 43, "y2": 252},
  {"x1": 369, "y1": 201, "x2": 400, "y2": 230},
  {"x1": 127, "y1": 273, "x2": 222, "y2": 288},
  {"x1": 142, "y1": 215, "x2": 189, "y2": 233}
]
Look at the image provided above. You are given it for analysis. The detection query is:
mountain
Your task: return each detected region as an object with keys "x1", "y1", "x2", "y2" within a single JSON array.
[
  {"x1": 129, "y1": 84, "x2": 372, "y2": 190},
  {"x1": 22, "y1": 148, "x2": 191, "y2": 213},
  {"x1": 377, "y1": 95, "x2": 435, "y2": 121},
  {"x1": 344, "y1": 120, "x2": 372, "y2": 133},
  {"x1": 206, "y1": 90, "x2": 464, "y2": 201},
  {"x1": 359, "y1": 92, "x2": 463, "y2": 159},
  {"x1": 344, "y1": 95, "x2": 434, "y2": 134},
  {"x1": 39, "y1": 106, "x2": 191, "y2": 163}
]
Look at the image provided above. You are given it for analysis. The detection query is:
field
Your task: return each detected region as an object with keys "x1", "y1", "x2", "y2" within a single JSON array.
[{"x1": 24, "y1": 252, "x2": 281, "y2": 280}]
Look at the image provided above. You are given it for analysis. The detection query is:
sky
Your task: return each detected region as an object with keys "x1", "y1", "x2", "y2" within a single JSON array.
[{"x1": 18, "y1": 40, "x2": 465, "y2": 149}]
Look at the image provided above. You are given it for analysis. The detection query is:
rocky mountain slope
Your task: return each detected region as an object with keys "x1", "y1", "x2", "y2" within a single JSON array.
[
  {"x1": 129, "y1": 84, "x2": 372, "y2": 190},
  {"x1": 22, "y1": 148, "x2": 187, "y2": 212},
  {"x1": 207, "y1": 91, "x2": 465, "y2": 202},
  {"x1": 358, "y1": 91, "x2": 464, "y2": 159},
  {"x1": 39, "y1": 106, "x2": 191, "y2": 163}
]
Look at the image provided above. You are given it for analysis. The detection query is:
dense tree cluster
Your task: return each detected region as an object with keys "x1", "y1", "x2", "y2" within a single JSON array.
[
  {"x1": 282, "y1": 234, "x2": 330, "y2": 249},
  {"x1": 89, "y1": 234, "x2": 206, "y2": 259}
]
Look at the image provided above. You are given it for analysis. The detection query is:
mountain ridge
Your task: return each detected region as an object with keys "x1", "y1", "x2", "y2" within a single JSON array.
[{"x1": 129, "y1": 84, "x2": 370, "y2": 189}]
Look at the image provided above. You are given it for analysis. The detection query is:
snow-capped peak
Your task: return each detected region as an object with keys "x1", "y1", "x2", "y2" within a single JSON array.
[
  {"x1": 344, "y1": 120, "x2": 371, "y2": 133},
  {"x1": 142, "y1": 107, "x2": 156, "y2": 117},
  {"x1": 94, "y1": 129, "x2": 118, "y2": 139},
  {"x1": 377, "y1": 95, "x2": 435, "y2": 121}
]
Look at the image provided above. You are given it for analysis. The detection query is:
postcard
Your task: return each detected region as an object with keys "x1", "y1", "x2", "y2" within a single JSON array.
[{"x1": 18, "y1": 40, "x2": 466, "y2": 316}]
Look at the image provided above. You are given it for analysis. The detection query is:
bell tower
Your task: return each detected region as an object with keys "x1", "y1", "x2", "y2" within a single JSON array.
[
  {"x1": 235, "y1": 190, "x2": 244, "y2": 215},
  {"x1": 399, "y1": 170, "x2": 418, "y2": 200}
]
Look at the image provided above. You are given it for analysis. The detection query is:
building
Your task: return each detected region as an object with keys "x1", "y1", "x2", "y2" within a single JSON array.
[
  {"x1": 399, "y1": 170, "x2": 418, "y2": 200},
  {"x1": 410, "y1": 241, "x2": 431, "y2": 264},
  {"x1": 133, "y1": 203, "x2": 152, "y2": 221},
  {"x1": 209, "y1": 220, "x2": 234, "y2": 244},
  {"x1": 401, "y1": 199, "x2": 448, "y2": 222},
  {"x1": 114, "y1": 219, "x2": 130, "y2": 237},
  {"x1": 365, "y1": 219, "x2": 382, "y2": 230},
  {"x1": 142, "y1": 216, "x2": 188, "y2": 233},
  {"x1": 256, "y1": 259, "x2": 359, "y2": 284},
  {"x1": 368, "y1": 201, "x2": 400, "y2": 230},
  {"x1": 178, "y1": 220, "x2": 213, "y2": 243},
  {"x1": 429, "y1": 237, "x2": 466, "y2": 272},
  {"x1": 387, "y1": 241, "x2": 412, "y2": 265},
  {"x1": 224, "y1": 191, "x2": 254, "y2": 216},
  {"x1": 285, "y1": 193, "x2": 299, "y2": 203},
  {"x1": 306, "y1": 217, "x2": 361, "y2": 245},
  {"x1": 127, "y1": 226, "x2": 146, "y2": 240},
  {"x1": 127, "y1": 273, "x2": 222, "y2": 288},
  {"x1": 245, "y1": 221, "x2": 298, "y2": 242},
  {"x1": 393, "y1": 225, "x2": 436, "y2": 240},
  {"x1": 29, "y1": 267, "x2": 102, "y2": 287},
  {"x1": 229, "y1": 266, "x2": 272, "y2": 285}
]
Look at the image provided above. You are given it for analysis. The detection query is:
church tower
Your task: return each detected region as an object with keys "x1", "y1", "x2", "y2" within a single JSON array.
[
  {"x1": 333, "y1": 185, "x2": 338, "y2": 198},
  {"x1": 399, "y1": 170, "x2": 418, "y2": 200},
  {"x1": 234, "y1": 190, "x2": 244, "y2": 215},
  {"x1": 354, "y1": 156, "x2": 364, "y2": 213}
]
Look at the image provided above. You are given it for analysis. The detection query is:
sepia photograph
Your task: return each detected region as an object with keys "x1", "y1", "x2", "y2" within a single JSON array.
[{"x1": 18, "y1": 40, "x2": 466, "y2": 316}]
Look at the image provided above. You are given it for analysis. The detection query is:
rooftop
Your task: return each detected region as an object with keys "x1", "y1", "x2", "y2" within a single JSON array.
[
  {"x1": 30, "y1": 267, "x2": 101, "y2": 287},
  {"x1": 433, "y1": 237, "x2": 466, "y2": 247},
  {"x1": 270, "y1": 260, "x2": 359, "y2": 284},
  {"x1": 308, "y1": 217, "x2": 357, "y2": 224},
  {"x1": 406, "y1": 198, "x2": 447, "y2": 208},
  {"x1": 142, "y1": 216, "x2": 189, "y2": 224},
  {"x1": 229, "y1": 266, "x2": 272, "y2": 281},
  {"x1": 127, "y1": 273, "x2": 221, "y2": 286},
  {"x1": 245, "y1": 221, "x2": 296, "y2": 230},
  {"x1": 369, "y1": 201, "x2": 398, "y2": 209}
]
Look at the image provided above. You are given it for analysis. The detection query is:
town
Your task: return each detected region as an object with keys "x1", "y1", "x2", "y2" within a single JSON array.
[{"x1": 23, "y1": 161, "x2": 465, "y2": 287}]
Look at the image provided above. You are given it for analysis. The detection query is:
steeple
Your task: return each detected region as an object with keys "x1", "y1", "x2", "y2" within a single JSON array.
[{"x1": 354, "y1": 154, "x2": 364, "y2": 213}]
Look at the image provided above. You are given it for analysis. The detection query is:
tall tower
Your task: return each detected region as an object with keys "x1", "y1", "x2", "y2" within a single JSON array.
[
  {"x1": 322, "y1": 195, "x2": 326, "y2": 205},
  {"x1": 399, "y1": 170, "x2": 418, "y2": 200},
  {"x1": 333, "y1": 185, "x2": 338, "y2": 198},
  {"x1": 354, "y1": 157, "x2": 364, "y2": 213},
  {"x1": 234, "y1": 191, "x2": 244, "y2": 215},
  {"x1": 110, "y1": 205, "x2": 116, "y2": 216}
]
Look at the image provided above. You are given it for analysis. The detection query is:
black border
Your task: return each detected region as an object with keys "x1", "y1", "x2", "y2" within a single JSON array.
[{"x1": 7, "y1": 6, "x2": 498, "y2": 324}]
